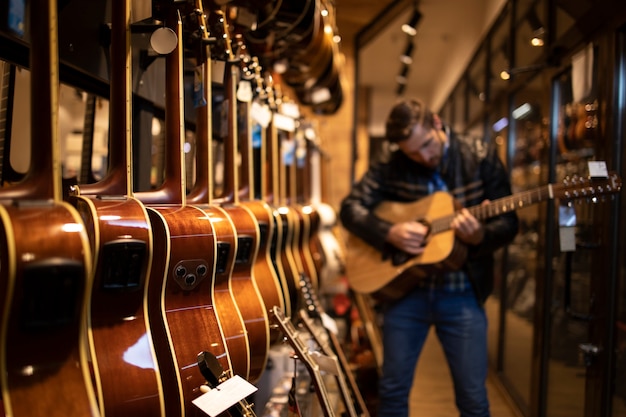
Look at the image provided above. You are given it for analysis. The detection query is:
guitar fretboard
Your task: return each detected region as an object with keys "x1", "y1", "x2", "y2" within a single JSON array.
[{"x1": 430, "y1": 174, "x2": 621, "y2": 235}]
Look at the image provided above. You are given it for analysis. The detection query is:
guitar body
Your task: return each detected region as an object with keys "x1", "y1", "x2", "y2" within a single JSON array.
[
  {"x1": 276, "y1": 208, "x2": 303, "y2": 317},
  {"x1": 71, "y1": 195, "x2": 165, "y2": 417},
  {"x1": 292, "y1": 204, "x2": 319, "y2": 289},
  {"x1": 345, "y1": 192, "x2": 467, "y2": 300},
  {"x1": 200, "y1": 205, "x2": 251, "y2": 381},
  {"x1": 306, "y1": 206, "x2": 326, "y2": 284},
  {"x1": 220, "y1": 203, "x2": 269, "y2": 383},
  {"x1": 314, "y1": 202, "x2": 345, "y2": 286},
  {"x1": 240, "y1": 199, "x2": 286, "y2": 344},
  {"x1": 0, "y1": 202, "x2": 99, "y2": 417},
  {"x1": 266, "y1": 209, "x2": 292, "y2": 318},
  {"x1": 145, "y1": 205, "x2": 230, "y2": 417}
]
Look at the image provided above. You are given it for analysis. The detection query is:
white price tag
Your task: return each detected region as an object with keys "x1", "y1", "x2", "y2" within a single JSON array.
[
  {"x1": 192, "y1": 375, "x2": 257, "y2": 417},
  {"x1": 588, "y1": 161, "x2": 608, "y2": 178},
  {"x1": 320, "y1": 312, "x2": 338, "y2": 336},
  {"x1": 251, "y1": 101, "x2": 272, "y2": 128},
  {"x1": 273, "y1": 113, "x2": 296, "y2": 132}
]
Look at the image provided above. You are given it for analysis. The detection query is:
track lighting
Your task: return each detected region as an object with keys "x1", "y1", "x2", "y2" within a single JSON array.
[
  {"x1": 401, "y1": 9, "x2": 421, "y2": 36},
  {"x1": 526, "y1": 8, "x2": 544, "y2": 47},
  {"x1": 400, "y1": 42, "x2": 414, "y2": 65},
  {"x1": 396, "y1": 64, "x2": 410, "y2": 84},
  {"x1": 500, "y1": 63, "x2": 547, "y2": 80}
]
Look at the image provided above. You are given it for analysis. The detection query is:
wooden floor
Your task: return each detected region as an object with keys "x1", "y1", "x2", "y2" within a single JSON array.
[{"x1": 409, "y1": 328, "x2": 522, "y2": 417}]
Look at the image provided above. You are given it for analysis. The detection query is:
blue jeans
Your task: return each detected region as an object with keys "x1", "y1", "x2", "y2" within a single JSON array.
[{"x1": 377, "y1": 285, "x2": 490, "y2": 417}]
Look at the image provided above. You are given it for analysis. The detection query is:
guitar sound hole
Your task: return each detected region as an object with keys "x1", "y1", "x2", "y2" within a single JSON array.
[
  {"x1": 235, "y1": 236, "x2": 253, "y2": 264},
  {"x1": 20, "y1": 258, "x2": 83, "y2": 329},
  {"x1": 101, "y1": 239, "x2": 146, "y2": 290}
]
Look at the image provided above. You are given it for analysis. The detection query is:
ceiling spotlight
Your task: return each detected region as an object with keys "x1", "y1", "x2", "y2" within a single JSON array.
[
  {"x1": 400, "y1": 42, "x2": 414, "y2": 65},
  {"x1": 526, "y1": 8, "x2": 545, "y2": 47},
  {"x1": 401, "y1": 9, "x2": 422, "y2": 36},
  {"x1": 500, "y1": 63, "x2": 547, "y2": 80},
  {"x1": 396, "y1": 64, "x2": 410, "y2": 84}
]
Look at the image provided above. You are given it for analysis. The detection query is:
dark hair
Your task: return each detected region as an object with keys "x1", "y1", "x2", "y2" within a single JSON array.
[{"x1": 385, "y1": 98, "x2": 435, "y2": 143}]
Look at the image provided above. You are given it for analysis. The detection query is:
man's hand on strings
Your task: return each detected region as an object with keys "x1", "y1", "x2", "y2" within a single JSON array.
[
  {"x1": 451, "y1": 204, "x2": 486, "y2": 246},
  {"x1": 386, "y1": 221, "x2": 429, "y2": 255}
]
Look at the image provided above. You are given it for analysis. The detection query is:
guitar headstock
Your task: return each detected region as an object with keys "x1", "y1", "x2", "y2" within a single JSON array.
[
  {"x1": 299, "y1": 273, "x2": 322, "y2": 319},
  {"x1": 553, "y1": 171, "x2": 622, "y2": 202},
  {"x1": 272, "y1": 306, "x2": 309, "y2": 359}
]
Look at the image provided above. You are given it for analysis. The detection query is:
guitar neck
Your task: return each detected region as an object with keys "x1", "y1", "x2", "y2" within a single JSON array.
[
  {"x1": 272, "y1": 306, "x2": 337, "y2": 417},
  {"x1": 430, "y1": 174, "x2": 622, "y2": 234},
  {"x1": 78, "y1": 0, "x2": 132, "y2": 197},
  {"x1": 135, "y1": 7, "x2": 185, "y2": 205}
]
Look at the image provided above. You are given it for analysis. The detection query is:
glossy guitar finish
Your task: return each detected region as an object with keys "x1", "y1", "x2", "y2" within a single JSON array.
[
  {"x1": 136, "y1": 6, "x2": 232, "y2": 417},
  {"x1": 0, "y1": 203, "x2": 99, "y2": 417},
  {"x1": 0, "y1": 1, "x2": 99, "y2": 416},
  {"x1": 67, "y1": 1, "x2": 165, "y2": 415}
]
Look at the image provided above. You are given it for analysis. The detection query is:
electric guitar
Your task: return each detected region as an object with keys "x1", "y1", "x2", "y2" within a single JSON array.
[
  {"x1": 66, "y1": 1, "x2": 165, "y2": 415},
  {"x1": 272, "y1": 306, "x2": 337, "y2": 417},
  {"x1": 0, "y1": 1, "x2": 99, "y2": 416},
  {"x1": 345, "y1": 173, "x2": 622, "y2": 300},
  {"x1": 298, "y1": 274, "x2": 370, "y2": 417}
]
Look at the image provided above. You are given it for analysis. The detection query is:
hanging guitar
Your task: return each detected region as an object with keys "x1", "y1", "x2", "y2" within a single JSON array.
[
  {"x1": 287, "y1": 124, "x2": 320, "y2": 290},
  {"x1": 345, "y1": 172, "x2": 622, "y2": 300},
  {"x1": 184, "y1": 4, "x2": 254, "y2": 383},
  {"x1": 231, "y1": 39, "x2": 287, "y2": 347},
  {"x1": 261, "y1": 76, "x2": 300, "y2": 314},
  {"x1": 0, "y1": 0, "x2": 99, "y2": 416},
  {"x1": 66, "y1": 0, "x2": 165, "y2": 415},
  {"x1": 211, "y1": 10, "x2": 270, "y2": 383},
  {"x1": 249, "y1": 60, "x2": 294, "y2": 320},
  {"x1": 134, "y1": 3, "x2": 237, "y2": 416}
]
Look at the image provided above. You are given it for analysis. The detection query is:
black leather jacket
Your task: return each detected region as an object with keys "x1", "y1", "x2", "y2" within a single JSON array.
[{"x1": 340, "y1": 131, "x2": 519, "y2": 303}]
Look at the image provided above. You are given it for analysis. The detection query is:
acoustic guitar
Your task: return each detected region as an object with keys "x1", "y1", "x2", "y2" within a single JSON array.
[
  {"x1": 286, "y1": 126, "x2": 320, "y2": 290},
  {"x1": 188, "y1": 7, "x2": 266, "y2": 383},
  {"x1": 304, "y1": 123, "x2": 346, "y2": 286},
  {"x1": 0, "y1": 0, "x2": 99, "y2": 416},
  {"x1": 66, "y1": 1, "x2": 165, "y2": 415},
  {"x1": 235, "y1": 57, "x2": 287, "y2": 346},
  {"x1": 345, "y1": 173, "x2": 622, "y2": 301},
  {"x1": 249, "y1": 61, "x2": 293, "y2": 320},
  {"x1": 134, "y1": 4, "x2": 234, "y2": 416},
  {"x1": 267, "y1": 100, "x2": 303, "y2": 318}
]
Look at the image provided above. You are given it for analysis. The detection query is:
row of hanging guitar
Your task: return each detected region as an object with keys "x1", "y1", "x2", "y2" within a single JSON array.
[{"x1": 0, "y1": 0, "x2": 351, "y2": 416}]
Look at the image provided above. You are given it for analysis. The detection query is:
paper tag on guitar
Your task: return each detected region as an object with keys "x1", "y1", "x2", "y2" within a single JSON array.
[{"x1": 192, "y1": 375, "x2": 257, "y2": 417}]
